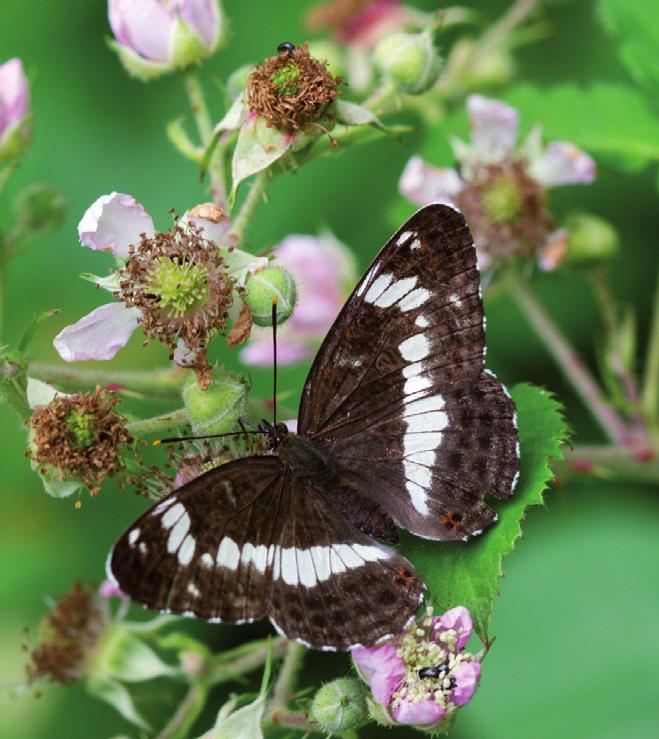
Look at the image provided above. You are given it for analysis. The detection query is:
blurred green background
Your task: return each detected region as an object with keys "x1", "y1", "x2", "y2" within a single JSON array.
[{"x1": 1, "y1": 1, "x2": 657, "y2": 737}]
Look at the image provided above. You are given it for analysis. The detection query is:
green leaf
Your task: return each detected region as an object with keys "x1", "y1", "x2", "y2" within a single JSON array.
[
  {"x1": 505, "y1": 83, "x2": 659, "y2": 173},
  {"x1": 597, "y1": 0, "x2": 659, "y2": 97},
  {"x1": 400, "y1": 383, "x2": 568, "y2": 640},
  {"x1": 231, "y1": 116, "x2": 291, "y2": 199}
]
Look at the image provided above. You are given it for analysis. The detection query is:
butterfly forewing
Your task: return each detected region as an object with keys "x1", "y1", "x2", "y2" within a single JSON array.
[
  {"x1": 298, "y1": 204, "x2": 519, "y2": 541},
  {"x1": 108, "y1": 457, "x2": 424, "y2": 649}
]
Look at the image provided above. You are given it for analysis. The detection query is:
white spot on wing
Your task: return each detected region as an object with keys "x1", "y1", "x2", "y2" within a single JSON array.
[
  {"x1": 167, "y1": 512, "x2": 190, "y2": 553},
  {"x1": 201, "y1": 552, "x2": 214, "y2": 569},
  {"x1": 374, "y1": 277, "x2": 417, "y2": 308},
  {"x1": 415, "y1": 315, "x2": 430, "y2": 328},
  {"x1": 364, "y1": 273, "x2": 393, "y2": 304},
  {"x1": 398, "y1": 287, "x2": 431, "y2": 312},
  {"x1": 252, "y1": 545, "x2": 268, "y2": 574},
  {"x1": 403, "y1": 393, "x2": 445, "y2": 416},
  {"x1": 178, "y1": 534, "x2": 196, "y2": 565},
  {"x1": 162, "y1": 503, "x2": 185, "y2": 530},
  {"x1": 128, "y1": 529, "x2": 140, "y2": 546},
  {"x1": 329, "y1": 547, "x2": 347, "y2": 575},
  {"x1": 399, "y1": 334, "x2": 430, "y2": 362},
  {"x1": 356, "y1": 266, "x2": 376, "y2": 296},
  {"x1": 396, "y1": 230, "x2": 414, "y2": 246},
  {"x1": 296, "y1": 548, "x2": 317, "y2": 588},
  {"x1": 406, "y1": 480, "x2": 429, "y2": 515},
  {"x1": 187, "y1": 582, "x2": 201, "y2": 598},
  {"x1": 281, "y1": 547, "x2": 298, "y2": 586},
  {"x1": 217, "y1": 537, "x2": 240, "y2": 570},
  {"x1": 152, "y1": 498, "x2": 175, "y2": 516},
  {"x1": 409, "y1": 238, "x2": 421, "y2": 250}
]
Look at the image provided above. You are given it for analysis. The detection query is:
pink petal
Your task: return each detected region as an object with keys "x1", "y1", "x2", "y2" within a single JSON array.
[
  {"x1": 341, "y1": 0, "x2": 407, "y2": 48},
  {"x1": 275, "y1": 233, "x2": 355, "y2": 291},
  {"x1": 451, "y1": 661, "x2": 481, "y2": 706},
  {"x1": 175, "y1": 0, "x2": 220, "y2": 49},
  {"x1": 467, "y1": 95, "x2": 518, "y2": 162},
  {"x1": 434, "y1": 606, "x2": 473, "y2": 650},
  {"x1": 291, "y1": 292, "x2": 340, "y2": 336},
  {"x1": 351, "y1": 644, "x2": 405, "y2": 706},
  {"x1": 99, "y1": 580, "x2": 125, "y2": 599},
  {"x1": 53, "y1": 303, "x2": 140, "y2": 361},
  {"x1": 108, "y1": 0, "x2": 175, "y2": 63},
  {"x1": 391, "y1": 698, "x2": 445, "y2": 725},
  {"x1": 0, "y1": 58, "x2": 29, "y2": 134},
  {"x1": 240, "y1": 336, "x2": 311, "y2": 366},
  {"x1": 399, "y1": 156, "x2": 464, "y2": 206},
  {"x1": 529, "y1": 141, "x2": 597, "y2": 187},
  {"x1": 78, "y1": 192, "x2": 154, "y2": 258},
  {"x1": 184, "y1": 213, "x2": 229, "y2": 245}
]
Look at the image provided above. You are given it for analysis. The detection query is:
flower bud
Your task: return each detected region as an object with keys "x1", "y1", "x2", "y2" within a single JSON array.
[
  {"x1": 13, "y1": 183, "x2": 67, "y2": 237},
  {"x1": 310, "y1": 677, "x2": 367, "y2": 733},
  {"x1": 243, "y1": 266, "x2": 297, "y2": 327},
  {"x1": 373, "y1": 31, "x2": 441, "y2": 94},
  {"x1": 0, "y1": 58, "x2": 31, "y2": 162},
  {"x1": 182, "y1": 368, "x2": 248, "y2": 435},
  {"x1": 447, "y1": 38, "x2": 514, "y2": 92},
  {"x1": 108, "y1": 0, "x2": 225, "y2": 81},
  {"x1": 564, "y1": 212, "x2": 619, "y2": 266}
]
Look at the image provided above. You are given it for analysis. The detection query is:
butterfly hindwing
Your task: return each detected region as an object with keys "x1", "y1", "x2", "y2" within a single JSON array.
[
  {"x1": 298, "y1": 204, "x2": 519, "y2": 541},
  {"x1": 108, "y1": 457, "x2": 425, "y2": 650}
]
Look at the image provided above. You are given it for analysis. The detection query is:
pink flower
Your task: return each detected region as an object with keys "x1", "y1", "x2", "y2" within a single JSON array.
[
  {"x1": 108, "y1": 0, "x2": 224, "y2": 80},
  {"x1": 241, "y1": 232, "x2": 356, "y2": 367},
  {"x1": 54, "y1": 192, "x2": 265, "y2": 364},
  {"x1": 400, "y1": 94, "x2": 596, "y2": 270},
  {"x1": 352, "y1": 606, "x2": 481, "y2": 729},
  {"x1": 0, "y1": 58, "x2": 31, "y2": 162},
  {"x1": 307, "y1": 0, "x2": 407, "y2": 49}
]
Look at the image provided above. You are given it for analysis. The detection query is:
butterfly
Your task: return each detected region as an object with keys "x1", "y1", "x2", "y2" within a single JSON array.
[{"x1": 107, "y1": 204, "x2": 520, "y2": 651}]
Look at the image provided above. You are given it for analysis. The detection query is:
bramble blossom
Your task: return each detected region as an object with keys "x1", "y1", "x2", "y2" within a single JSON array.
[
  {"x1": 0, "y1": 57, "x2": 31, "y2": 162},
  {"x1": 352, "y1": 606, "x2": 481, "y2": 729},
  {"x1": 400, "y1": 94, "x2": 596, "y2": 270},
  {"x1": 241, "y1": 232, "x2": 356, "y2": 366},
  {"x1": 53, "y1": 193, "x2": 266, "y2": 370},
  {"x1": 108, "y1": 0, "x2": 224, "y2": 80}
]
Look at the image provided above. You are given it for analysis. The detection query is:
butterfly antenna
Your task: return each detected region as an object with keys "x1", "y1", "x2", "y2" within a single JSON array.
[
  {"x1": 272, "y1": 296, "x2": 278, "y2": 426},
  {"x1": 153, "y1": 430, "x2": 259, "y2": 446}
]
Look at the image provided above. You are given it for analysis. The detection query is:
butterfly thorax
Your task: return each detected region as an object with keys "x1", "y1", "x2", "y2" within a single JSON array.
[{"x1": 274, "y1": 431, "x2": 338, "y2": 485}]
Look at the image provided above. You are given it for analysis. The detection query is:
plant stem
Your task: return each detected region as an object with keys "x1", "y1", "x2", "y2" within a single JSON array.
[
  {"x1": 269, "y1": 710, "x2": 316, "y2": 733},
  {"x1": 508, "y1": 277, "x2": 634, "y2": 445},
  {"x1": 641, "y1": 271, "x2": 659, "y2": 441},
  {"x1": 126, "y1": 407, "x2": 188, "y2": 435},
  {"x1": 561, "y1": 445, "x2": 659, "y2": 486},
  {"x1": 182, "y1": 69, "x2": 227, "y2": 208},
  {"x1": 264, "y1": 641, "x2": 306, "y2": 726},
  {"x1": 156, "y1": 680, "x2": 209, "y2": 739},
  {"x1": 226, "y1": 170, "x2": 269, "y2": 247},
  {"x1": 28, "y1": 362, "x2": 185, "y2": 396},
  {"x1": 206, "y1": 636, "x2": 288, "y2": 686}
]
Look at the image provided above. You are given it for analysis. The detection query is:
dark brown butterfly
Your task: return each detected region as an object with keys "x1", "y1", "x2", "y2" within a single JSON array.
[{"x1": 107, "y1": 204, "x2": 519, "y2": 651}]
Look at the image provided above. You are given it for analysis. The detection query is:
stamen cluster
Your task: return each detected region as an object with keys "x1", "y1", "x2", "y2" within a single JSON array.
[
  {"x1": 29, "y1": 388, "x2": 132, "y2": 494},
  {"x1": 246, "y1": 42, "x2": 341, "y2": 130}
]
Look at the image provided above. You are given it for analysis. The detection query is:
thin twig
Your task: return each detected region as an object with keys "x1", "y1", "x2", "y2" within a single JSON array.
[
  {"x1": 226, "y1": 170, "x2": 269, "y2": 247},
  {"x1": 264, "y1": 641, "x2": 306, "y2": 726},
  {"x1": 508, "y1": 277, "x2": 635, "y2": 445},
  {"x1": 156, "y1": 680, "x2": 209, "y2": 739}
]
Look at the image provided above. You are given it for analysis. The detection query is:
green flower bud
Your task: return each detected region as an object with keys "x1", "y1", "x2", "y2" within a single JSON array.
[
  {"x1": 243, "y1": 266, "x2": 297, "y2": 327},
  {"x1": 374, "y1": 31, "x2": 442, "y2": 95},
  {"x1": 310, "y1": 677, "x2": 367, "y2": 733},
  {"x1": 448, "y1": 38, "x2": 515, "y2": 92},
  {"x1": 182, "y1": 368, "x2": 248, "y2": 435},
  {"x1": 227, "y1": 64, "x2": 254, "y2": 100},
  {"x1": 564, "y1": 212, "x2": 619, "y2": 266},
  {"x1": 13, "y1": 182, "x2": 67, "y2": 237}
]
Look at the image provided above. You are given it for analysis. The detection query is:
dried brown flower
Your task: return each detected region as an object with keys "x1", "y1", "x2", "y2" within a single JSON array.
[
  {"x1": 246, "y1": 42, "x2": 341, "y2": 130},
  {"x1": 226, "y1": 303, "x2": 253, "y2": 348},
  {"x1": 29, "y1": 388, "x2": 132, "y2": 494},
  {"x1": 26, "y1": 582, "x2": 107, "y2": 685}
]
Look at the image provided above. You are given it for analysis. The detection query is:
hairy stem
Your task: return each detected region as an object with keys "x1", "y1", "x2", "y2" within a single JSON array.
[
  {"x1": 264, "y1": 641, "x2": 306, "y2": 726},
  {"x1": 508, "y1": 277, "x2": 634, "y2": 446},
  {"x1": 28, "y1": 362, "x2": 186, "y2": 396},
  {"x1": 126, "y1": 407, "x2": 188, "y2": 435},
  {"x1": 156, "y1": 680, "x2": 209, "y2": 739},
  {"x1": 182, "y1": 70, "x2": 227, "y2": 208},
  {"x1": 226, "y1": 170, "x2": 269, "y2": 247},
  {"x1": 561, "y1": 445, "x2": 659, "y2": 486}
]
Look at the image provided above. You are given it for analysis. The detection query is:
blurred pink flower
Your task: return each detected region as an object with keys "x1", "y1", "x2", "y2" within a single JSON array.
[
  {"x1": 108, "y1": 0, "x2": 223, "y2": 79},
  {"x1": 241, "y1": 232, "x2": 356, "y2": 367},
  {"x1": 54, "y1": 192, "x2": 264, "y2": 364},
  {"x1": 400, "y1": 94, "x2": 596, "y2": 270},
  {"x1": 307, "y1": 0, "x2": 406, "y2": 49},
  {"x1": 0, "y1": 58, "x2": 31, "y2": 162},
  {"x1": 352, "y1": 606, "x2": 481, "y2": 728}
]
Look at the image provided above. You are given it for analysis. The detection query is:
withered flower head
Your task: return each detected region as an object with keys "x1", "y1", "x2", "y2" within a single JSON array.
[
  {"x1": 118, "y1": 221, "x2": 234, "y2": 360},
  {"x1": 456, "y1": 159, "x2": 553, "y2": 264},
  {"x1": 29, "y1": 388, "x2": 132, "y2": 494},
  {"x1": 26, "y1": 581, "x2": 107, "y2": 686},
  {"x1": 246, "y1": 42, "x2": 341, "y2": 130}
]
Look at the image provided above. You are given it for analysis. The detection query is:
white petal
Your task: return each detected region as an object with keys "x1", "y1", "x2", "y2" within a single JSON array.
[
  {"x1": 53, "y1": 303, "x2": 140, "y2": 361},
  {"x1": 399, "y1": 156, "x2": 464, "y2": 206},
  {"x1": 78, "y1": 192, "x2": 154, "y2": 258},
  {"x1": 529, "y1": 141, "x2": 597, "y2": 187},
  {"x1": 467, "y1": 94, "x2": 518, "y2": 162},
  {"x1": 173, "y1": 339, "x2": 199, "y2": 367},
  {"x1": 26, "y1": 378, "x2": 68, "y2": 409}
]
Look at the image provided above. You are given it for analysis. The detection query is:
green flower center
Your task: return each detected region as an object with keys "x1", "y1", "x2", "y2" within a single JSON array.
[
  {"x1": 147, "y1": 256, "x2": 210, "y2": 318},
  {"x1": 271, "y1": 63, "x2": 300, "y2": 96},
  {"x1": 65, "y1": 409, "x2": 98, "y2": 450},
  {"x1": 481, "y1": 171, "x2": 522, "y2": 224}
]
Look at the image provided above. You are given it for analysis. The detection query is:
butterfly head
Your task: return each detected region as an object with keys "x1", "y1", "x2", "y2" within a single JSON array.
[{"x1": 258, "y1": 419, "x2": 290, "y2": 450}]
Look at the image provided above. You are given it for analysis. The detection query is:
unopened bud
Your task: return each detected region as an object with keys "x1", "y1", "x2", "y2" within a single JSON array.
[
  {"x1": 243, "y1": 266, "x2": 297, "y2": 327},
  {"x1": 373, "y1": 31, "x2": 442, "y2": 94},
  {"x1": 310, "y1": 677, "x2": 367, "y2": 733},
  {"x1": 182, "y1": 368, "x2": 248, "y2": 435},
  {"x1": 564, "y1": 212, "x2": 619, "y2": 266}
]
